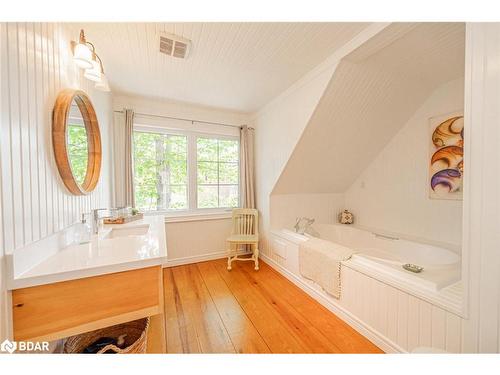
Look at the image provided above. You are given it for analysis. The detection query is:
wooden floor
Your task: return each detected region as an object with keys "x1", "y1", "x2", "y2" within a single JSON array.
[{"x1": 147, "y1": 259, "x2": 382, "y2": 354}]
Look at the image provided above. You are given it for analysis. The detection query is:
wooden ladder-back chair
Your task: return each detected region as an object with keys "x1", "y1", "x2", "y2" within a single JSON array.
[{"x1": 227, "y1": 208, "x2": 259, "y2": 271}]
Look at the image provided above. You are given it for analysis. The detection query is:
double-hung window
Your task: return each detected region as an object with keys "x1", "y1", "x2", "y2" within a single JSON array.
[
  {"x1": 132, "y1": 121, "x2": 240, "y2": 215},
  {"x1": 196, "y1": 137, "x2": 239, "y2": 209},
  {"x1": 133, "y1": 130, "x2": 188, "y2": 211}
]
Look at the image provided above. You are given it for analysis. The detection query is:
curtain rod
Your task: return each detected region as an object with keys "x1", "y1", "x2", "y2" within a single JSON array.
[{"x1": 113, "y1": 110, "x2": 249, "y2": 130}]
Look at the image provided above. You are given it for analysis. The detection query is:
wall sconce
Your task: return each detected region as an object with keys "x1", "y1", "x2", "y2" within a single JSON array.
[{"x1": 72, "y1": 29, "x2": 110, "y2": 92}]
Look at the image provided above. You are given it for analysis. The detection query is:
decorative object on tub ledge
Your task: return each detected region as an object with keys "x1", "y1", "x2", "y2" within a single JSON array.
[
  {"x1": 71, "y1": 29, "x2": 110, "y2": 92},
  {"x1": 429, "y1": 111, "x2": 464, "y2": 200},
  {"x1": 299, "y1": 237, "x2": 353, "y2": 299},
  {"x1": 402, "y1": 263, "x2": 424, "y2": 273},
  {"x1": 338, "y1": 209, "x2": 354, "y2": 224}
]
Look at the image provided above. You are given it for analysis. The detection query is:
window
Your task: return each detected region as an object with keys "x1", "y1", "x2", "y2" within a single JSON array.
[
  {"x1": 133, "y1": 126, "x2": 239, "y2": 214},
  {"x1": 133, "y1": 130, "x2": 188, "y2": 211},
  {"x1": 197, "y1": 137, "x2": 239, "y2": 209}
]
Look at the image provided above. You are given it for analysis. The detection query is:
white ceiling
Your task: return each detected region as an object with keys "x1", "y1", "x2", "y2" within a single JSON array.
[
  {"x1": 66, "y1": 23, "x2": 369, "y2": 112},
  {"x1": 273, "y1": 22, "x2": 465, "y2": 194}
]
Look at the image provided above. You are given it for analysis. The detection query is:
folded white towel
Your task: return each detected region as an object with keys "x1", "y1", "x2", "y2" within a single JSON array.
[{"x1": 299, "y1": 237, "x2": 353, "y2": 299}]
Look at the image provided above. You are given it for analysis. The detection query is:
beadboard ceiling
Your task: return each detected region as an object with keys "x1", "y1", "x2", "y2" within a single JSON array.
[
  {"x1": 273, "y1": 22, "x2": 465, "y2": 194},
  {"x1": 65, "y1": 23, "x2": 369, "y2": 112}
]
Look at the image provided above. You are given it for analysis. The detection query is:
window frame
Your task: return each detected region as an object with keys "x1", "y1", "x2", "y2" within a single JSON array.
[
  {"x1": 194, "y1": 133, "x2": 240, "y2": 212},
  {"x1": 132, "y1": 124, "x2": 240, "y2": 217}
]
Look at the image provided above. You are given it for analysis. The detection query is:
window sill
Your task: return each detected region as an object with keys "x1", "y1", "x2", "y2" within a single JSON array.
[{"x1": 144, "y1": 211, "x2": 233, "y2": 223}]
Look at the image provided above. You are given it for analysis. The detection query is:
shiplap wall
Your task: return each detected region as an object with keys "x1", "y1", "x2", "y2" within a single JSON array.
[
  {"x1": 165, "y1": 219, "x2": 233, "y2": 263},
  {"x1": 461, "y1": 23, "x2": 500, "y2": 353},
  {"x1": 0, "y1": 23, "x2": 112, "y2": 340},
  {"x1": 345, "y1": 78, "x2": 464, "y2": 247},
  {"x1": 0, "y1": 22, "x2": 112, "y2": 254},
  {"x1": 341, "y1": 267, "x2": 463, "y2": 352},
  {"x1": 270, "y1": 193, "x2": 345, "y2": 229}
]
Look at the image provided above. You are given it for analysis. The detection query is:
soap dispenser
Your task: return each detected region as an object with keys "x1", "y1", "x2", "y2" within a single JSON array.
[{"x1": 77, "y1": 213, "x2": 91, "y2": 244}]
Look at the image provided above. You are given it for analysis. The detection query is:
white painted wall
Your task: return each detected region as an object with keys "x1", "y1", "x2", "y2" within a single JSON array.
[
  {"x1": 461, "y1": 23, "x2": 500, "y2": 353},
  {"x1": 0, "y1": 23, "x2": 113, "y2": 340},
  {"x1": 113, "y1": 94, "x2": 251, "y2": 126},
  {"x1": 345, "y1": 78, "x2": 464, "y2": 247},
  {"x1": 253, "y1": 66, "x2": 336, "y2": 257},
  {"x1": 270, "y1": 193, "x2": 345, "y2": 230},
  {"x1": 165, "y1": 218, "x2": 233, "y2": 264}
]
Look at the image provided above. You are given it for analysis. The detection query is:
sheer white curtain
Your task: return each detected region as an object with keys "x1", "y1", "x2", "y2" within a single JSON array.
[
  {"x1": 113, "y1": 108, "x2": 135, "y2": 208},
  {"x1": 240, "y1": 125, "x2": 255, "y2": 208}
]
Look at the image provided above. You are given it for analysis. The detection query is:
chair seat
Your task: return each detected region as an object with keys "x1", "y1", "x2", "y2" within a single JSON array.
[{"x1": 226, "y1": 234, "x2": 259, "y2": 243}]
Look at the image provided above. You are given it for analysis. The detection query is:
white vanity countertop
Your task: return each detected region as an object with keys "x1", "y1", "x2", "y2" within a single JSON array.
[{"x1": 7, "y1": 215, "x2": 167, "y2": 290}]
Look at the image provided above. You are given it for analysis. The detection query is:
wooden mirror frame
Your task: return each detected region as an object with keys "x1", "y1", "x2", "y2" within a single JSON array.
[{"x1": 52, "y1": 89, "x2": 102, "y2": 195}]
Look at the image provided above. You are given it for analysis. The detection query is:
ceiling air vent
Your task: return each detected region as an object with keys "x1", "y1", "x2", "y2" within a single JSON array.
[{"x1": 159, "y1": 32, "x2": 191, "y2": 59}]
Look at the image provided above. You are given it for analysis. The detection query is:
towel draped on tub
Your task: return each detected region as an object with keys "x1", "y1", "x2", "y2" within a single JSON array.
[{"x1": 299, "y1": 237, "x2": 354, "y2": 299}]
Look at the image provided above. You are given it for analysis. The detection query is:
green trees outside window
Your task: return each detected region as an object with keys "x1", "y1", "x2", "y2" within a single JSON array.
[
  {"x1": 133, "y1": 129, "x2": 239, "y2": 212},
  {"x1": 134, "y1": 131, "x2": 188, "y2": 211},
  {"x1": 197, "y1": 137, "x2": 239, "y2": 208}
]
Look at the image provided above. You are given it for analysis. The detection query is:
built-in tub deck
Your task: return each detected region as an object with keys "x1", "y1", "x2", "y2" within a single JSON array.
[{"x1": 269, "y1": 225, "x2": 464, "y2": 353}]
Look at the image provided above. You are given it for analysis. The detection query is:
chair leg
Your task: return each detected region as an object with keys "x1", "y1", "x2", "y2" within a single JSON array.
[
  {"x1": 254, "y1": 245, "x2": 259, "y2": 271},
  {"x1": 227, "y1": 242, "x2": 233, "y2": 271}
]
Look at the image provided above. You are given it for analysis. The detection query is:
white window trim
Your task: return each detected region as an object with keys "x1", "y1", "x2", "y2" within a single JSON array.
[
  {"x1": 194, "y1": 132, "x2": 241, "y2": 211},
  {"x1": 133, "y1": 124, "x2": 241, "y2": 216}
]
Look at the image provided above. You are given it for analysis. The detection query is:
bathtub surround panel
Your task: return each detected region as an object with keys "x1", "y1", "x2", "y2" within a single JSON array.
[
  {"x1": 345, "y1": 78, "x2": 464, "y2": 247},
  {"x1": 268, "y1": 230, "x2": 464, "y2": 353},
  {"x1": 0, "y1": 23, "x2": 113, "y2": 340}
]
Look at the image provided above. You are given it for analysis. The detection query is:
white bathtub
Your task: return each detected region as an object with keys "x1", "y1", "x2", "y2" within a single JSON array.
[
  {"x1": 269, "y1": 225, "x2": 464, "y2": 353},
  {"x1": 280, "y1": 223, "x2": 461, "y2": 291}
]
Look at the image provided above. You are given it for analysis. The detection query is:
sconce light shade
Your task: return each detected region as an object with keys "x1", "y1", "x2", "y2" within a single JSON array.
[
  {"x1": 73, "y1": 43, "x2": 93, "y2": 69},
  {"x1": 84, "y1": 59, "x2": 102, "y2": 82},
  {"x1": 95, "y1": 73, "x2": 110, "y2": 92}
]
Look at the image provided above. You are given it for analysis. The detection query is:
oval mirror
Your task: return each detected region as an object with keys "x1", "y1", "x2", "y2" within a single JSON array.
[{"x1": 52, "y1": 89, "x2": 102, "y2": 195}]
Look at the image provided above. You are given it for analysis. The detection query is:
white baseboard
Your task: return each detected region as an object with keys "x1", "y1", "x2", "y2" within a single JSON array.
[
  {"x1": 260, "y1": 253, "x2": 406, "y2": 354},
  {"x1": 163, "y1": 251, "x2": 227, "y2": 267},
  {"x1": 164, "y1": 250, "x2": 247, "y2": 268}
]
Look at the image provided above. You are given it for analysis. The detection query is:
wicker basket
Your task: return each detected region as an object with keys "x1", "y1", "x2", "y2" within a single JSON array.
[{"x1": 63, "y1": 317, "x2": 150, "y2": 354}]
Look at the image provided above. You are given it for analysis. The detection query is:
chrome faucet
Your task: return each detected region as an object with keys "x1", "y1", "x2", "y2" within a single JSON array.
[
  {"x1": 294, "y1": 217, "x2": 315, "y2": 234},
  {"x1": 91, "y1": 208, "x2": 108, "y2": 234}
]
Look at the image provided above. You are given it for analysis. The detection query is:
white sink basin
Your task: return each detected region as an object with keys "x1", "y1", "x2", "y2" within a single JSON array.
[{"x1": 103, "y1": 224, "x2": 150, "y2": 239}]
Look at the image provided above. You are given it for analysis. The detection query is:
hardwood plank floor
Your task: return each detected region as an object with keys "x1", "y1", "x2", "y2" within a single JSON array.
[{"x1": 148, "y1": 259, "x2": 383, "y2": 354}]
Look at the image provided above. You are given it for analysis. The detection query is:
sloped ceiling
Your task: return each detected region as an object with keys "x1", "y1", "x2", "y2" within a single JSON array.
[
  {"x1": 273, "y1": 22, "x2": 465, "y2": 194},
  {"x1": 66, "y1": 22, "x2": 368, "y2": 112}
]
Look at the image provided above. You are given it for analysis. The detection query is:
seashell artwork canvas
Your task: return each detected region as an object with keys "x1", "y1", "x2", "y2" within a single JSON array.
[{"x1": 429, "y1": 111, "x2": 464, "y2": 200}]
